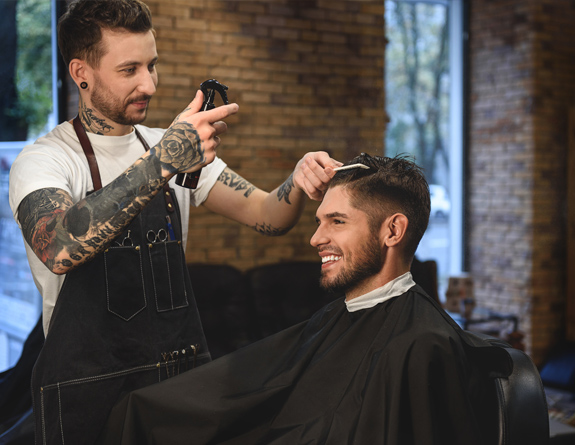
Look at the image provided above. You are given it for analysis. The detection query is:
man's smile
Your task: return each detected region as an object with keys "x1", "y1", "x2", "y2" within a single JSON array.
[{"x1": 321, "y1": 254, "x2": 342, "y2": 265}]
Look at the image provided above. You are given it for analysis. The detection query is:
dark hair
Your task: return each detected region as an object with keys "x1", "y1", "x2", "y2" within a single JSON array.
[
  {"x1": 58, "y1": 0, "x2": 154, "y2": 68},
  {"x1": 329, "y1": 153, "x2": 431, "y2": 260}
]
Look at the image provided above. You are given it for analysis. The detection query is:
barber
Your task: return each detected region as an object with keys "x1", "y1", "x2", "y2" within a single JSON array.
[{"x1": 8, "y1": 1, "x2": 341, "y2": 444}]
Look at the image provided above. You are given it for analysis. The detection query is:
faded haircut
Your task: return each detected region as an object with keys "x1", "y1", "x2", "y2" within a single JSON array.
[
  {"x1": 58, "y1": 0, "x2": 154, "y2": 68},
  {"x1": 329, "y1": 153, "x2": 431, "y2": 260}
]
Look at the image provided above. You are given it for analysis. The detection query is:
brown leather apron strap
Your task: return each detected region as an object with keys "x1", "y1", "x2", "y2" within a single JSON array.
[{"x1": 73, "y1": 116, "x2": 103, "y2": 191}]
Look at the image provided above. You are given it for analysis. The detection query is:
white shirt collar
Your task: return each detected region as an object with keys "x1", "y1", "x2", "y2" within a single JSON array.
[{"x1": 345, "y1": 272, "x2": 416, "y2": 313}]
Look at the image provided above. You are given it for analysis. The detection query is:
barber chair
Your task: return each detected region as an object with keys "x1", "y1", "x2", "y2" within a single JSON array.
[
  {"x1": 188, "y1": 263, "x2": 257, "y2": 359},
  {"x1": 476, "y1": 333, "x2": 550, "y2": 445},
  {"x1": 410, "y1": 257, "x2": 440, "y2": 303}
]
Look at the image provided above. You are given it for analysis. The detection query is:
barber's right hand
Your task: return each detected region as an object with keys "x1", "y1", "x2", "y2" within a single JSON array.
[{"x1": 154, "y1": 90, "x2": 239, "y2": 176}]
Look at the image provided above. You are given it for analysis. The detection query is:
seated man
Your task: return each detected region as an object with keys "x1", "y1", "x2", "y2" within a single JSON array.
[{"x1": 99, "y1": 153, "x2": 501, "y2": 445}]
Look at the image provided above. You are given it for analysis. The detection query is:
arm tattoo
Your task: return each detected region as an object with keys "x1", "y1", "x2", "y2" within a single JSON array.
[
  {"x1": 250, "y1": 222, "x2": 289, "y2": 237},
  {"x1": 151, "y1": 122, "x2": 204, "y2": 174},
  {"x1": 79, "y1": 96, "x2": 114, "y2": 135},
  {"x1": 218, "y1": 169, "x2": 256, "y2": 198},
  {"x1": 18, "y1": 154, "x2": 167, "y2": 273},
  {"x1": 277, "y1": 174, "x2": 293, "y2": 205},
  {"x1": 19, "y1": 189, "x2": 73, "y2": 269}
]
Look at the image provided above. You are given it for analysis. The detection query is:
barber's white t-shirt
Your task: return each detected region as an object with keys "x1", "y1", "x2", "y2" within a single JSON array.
[{"x1": 9, "y1": 121, "x2": 226, "y2": 335}]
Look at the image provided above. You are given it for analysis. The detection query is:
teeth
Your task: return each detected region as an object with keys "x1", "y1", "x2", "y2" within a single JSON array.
[{"x1": 322, "y1": 255, "x2": 341, "y2": 263}]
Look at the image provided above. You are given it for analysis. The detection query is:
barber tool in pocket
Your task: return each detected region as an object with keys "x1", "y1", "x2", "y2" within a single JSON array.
[
  {"x1": 114, "y1": 230, "x2": 133, "y2": 247},
  {"x1": 175, "y1": 79, "x2": 229, "y2": 189},
  {"x1": 147, "y1": 228, "x2": 168, "y2": 246}
]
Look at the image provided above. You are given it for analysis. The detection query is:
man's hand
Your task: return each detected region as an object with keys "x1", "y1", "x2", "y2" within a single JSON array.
[
  {"x1": 293, "y1": 152, "x2": 343, "y2": 201},
  {"x1": 152, "y1": 90, "x2": 239, "y2": 177}
]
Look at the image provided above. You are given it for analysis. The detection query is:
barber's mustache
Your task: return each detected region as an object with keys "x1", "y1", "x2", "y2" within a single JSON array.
[
  {"x1": 128, "y1": 95, "x2": 152, "y2": 104},
  {"x1": 317, "y1": 246, "x2": 344, "y2": 256}
]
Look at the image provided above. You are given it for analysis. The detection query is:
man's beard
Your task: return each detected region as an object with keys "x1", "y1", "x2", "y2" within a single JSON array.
[
  {"x1": 91, "y1": 77, "x2": 150, "y2": 126},
  {"x1": 319, "y1": 236, "x2": 384, "y2": 295}
]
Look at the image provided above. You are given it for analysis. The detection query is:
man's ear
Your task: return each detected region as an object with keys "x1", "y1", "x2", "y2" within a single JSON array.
[
  {"x1": 69, "y1": 59, "x2": 91, "y2": 90},
  {"x1": 381, "y1": 213, "x2": 408, "y2": 248}
]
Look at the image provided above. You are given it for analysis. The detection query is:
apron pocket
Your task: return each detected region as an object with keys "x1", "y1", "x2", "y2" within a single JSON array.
[
  {"x1": 104, "y1": 246, "x2": 147, "y2": 321},
  {"x1": 148, "y1": 240, "x2": 189, "y2": 312},
  {"x1": 37, "y1": 365, "x2": 160, "y2": 445}
]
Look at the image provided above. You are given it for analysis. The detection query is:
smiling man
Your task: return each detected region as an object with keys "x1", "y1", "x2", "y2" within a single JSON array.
[
  {"x1": 8, "y1": 1, "x2": 340, "y2": 444},
  {"x1": 98, "y1": 153, "x2": 501, "y2": 445},
  {"x1": 312, "y1": 153, "x2": 429, "y2": 304}
]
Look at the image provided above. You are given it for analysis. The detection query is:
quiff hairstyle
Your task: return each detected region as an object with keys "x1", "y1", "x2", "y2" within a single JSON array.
[
  {"x1": 329, "y1": 153, "x2": 431, "y2": 261},
  {"x1": 58, "y1": 0, "x2": 154, "y2": 68}
]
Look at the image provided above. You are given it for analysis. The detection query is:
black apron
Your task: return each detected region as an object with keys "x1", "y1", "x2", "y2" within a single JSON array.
[{"x1": 30, "y1": 119, "x2": 211, "y2": 445}]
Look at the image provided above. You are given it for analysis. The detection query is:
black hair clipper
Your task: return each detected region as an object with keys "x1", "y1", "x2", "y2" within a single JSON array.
[{"x1": 175, "y1": 79, "x2": 229, "y2": 189}]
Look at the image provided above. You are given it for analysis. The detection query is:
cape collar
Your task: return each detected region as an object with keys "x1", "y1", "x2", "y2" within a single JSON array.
[{"x1": 345, "y1": 272, "x2": 415, "y2": 313}]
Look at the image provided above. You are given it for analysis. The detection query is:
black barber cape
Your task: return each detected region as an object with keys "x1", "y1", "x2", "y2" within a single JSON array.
[{"x1": 98, "y1": 285, "x2": 507, "y2": 445}]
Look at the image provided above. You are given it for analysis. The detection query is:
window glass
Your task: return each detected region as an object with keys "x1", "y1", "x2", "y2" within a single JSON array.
[
  {"x1": 385, "y1": 0, "x2": 463, "y2": 299},
  {"x1": 0, "y1": 0, "x2": 55, "y2": 371}
]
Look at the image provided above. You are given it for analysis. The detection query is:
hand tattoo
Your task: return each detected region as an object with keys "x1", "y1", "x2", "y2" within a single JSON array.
[
  {"x1": 277, "y1": 174, "x2": 294, "y2": 205},
  {"x1": 218, "y1": 169, "x2": 256, "y2": 198},
  {"x1": 152, "y1": 123, "x2": 204, "y2": 174},
  {"x1": 173, "y1": 107, "x2": 192, "y2": 124}
]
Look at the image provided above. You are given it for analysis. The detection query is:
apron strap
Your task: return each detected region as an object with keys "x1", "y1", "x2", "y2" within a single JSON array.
[
  {"x1": 73, "y1": 116, "x2": 103, "y2": 191},
  {"x1": 72, "y1": 116, "x2": 175, "y2": 213}
]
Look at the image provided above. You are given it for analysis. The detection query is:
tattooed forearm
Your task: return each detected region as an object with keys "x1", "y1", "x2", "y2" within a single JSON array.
[
  {"x1": 218, "y1": 169, "x2": 256, "y2": 198},
  {"x1": 19, "y1": 189, "x2": 73, "y2": 270},
  {"x1": 151, "y1": 122, "x2": 204, "y2": 174},
  {"x1": 17, "y1": 154, "x2": 168, "y2": 274},
  {"x1": 250, "y1": 222, "x2": 289, "y2": 237},
  {"x1": 277, "y1": 174, "x2": 293, "y2": 205},
  {"x1": 79, "y1": 97, "x2": 114, "y2": 135}
]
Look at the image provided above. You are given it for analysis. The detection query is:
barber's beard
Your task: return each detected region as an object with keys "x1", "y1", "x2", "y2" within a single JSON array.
[
  {"x1": 319, "y1": 236, "x2": 384, "y2": 295},
  {"x1": 91, "y1": 77, "x2": 150, "y2": 126}
]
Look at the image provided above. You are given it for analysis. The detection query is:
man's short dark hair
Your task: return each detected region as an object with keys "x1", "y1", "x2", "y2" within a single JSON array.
[
  {"x1": 329, "y1": 153, "x2": 431, "y2": 260},
  {"x1": 58, "y1": 0, "x2": 154, "y2": 68}
]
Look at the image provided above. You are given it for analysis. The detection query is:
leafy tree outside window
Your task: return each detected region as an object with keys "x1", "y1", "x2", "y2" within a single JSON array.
[
  {"x1": 385, "y1": 0, "x2": 464, "y2": 298},
  {"x1": 1, "y1": 0, "x2": 53, "y2": 142}
]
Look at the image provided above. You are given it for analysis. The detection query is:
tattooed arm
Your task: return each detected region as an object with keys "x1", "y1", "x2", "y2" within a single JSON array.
[
  {"x1": 18, "y1": 156, "x2": 165, "y2": 274},
  {"x1": 17, "y1": 93, "x2": 238, "y2": 274},
  {"x1": 203, "y1": 151, "x2": 341, "y2": 236}
]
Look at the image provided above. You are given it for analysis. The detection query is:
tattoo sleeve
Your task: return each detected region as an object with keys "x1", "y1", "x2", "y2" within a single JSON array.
[
  {"x1": 217, "y1": 169, "x2": 256, "y2": 198},
  {"x1": 276, "y1": 174, "x2": 294, "y2": 205},
  {"x1": 18, "y1": 154, "x2": 167, "y2": 274},
  {"x1": 18, "y1": 117, "x2": 210, "y2": 273}
]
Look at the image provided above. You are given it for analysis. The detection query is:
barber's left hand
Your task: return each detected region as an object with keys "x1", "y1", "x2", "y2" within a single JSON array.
[{"x1": 293, "y1": 151, "x2": 343, "y2": 201}]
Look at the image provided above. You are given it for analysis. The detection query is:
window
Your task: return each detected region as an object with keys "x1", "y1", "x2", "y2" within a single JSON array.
[
  {"x1": 385, "y1": 0, "x2": 465, "y2": 298},
  {"x1": 0, "y1": 0, "x2": 59, "y2": 371}
]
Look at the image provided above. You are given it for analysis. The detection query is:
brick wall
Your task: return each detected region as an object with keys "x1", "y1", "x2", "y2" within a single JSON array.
[
  {"x1": 60, "y1": 0, "x2": 575, "y2": 364},
  {"x1": 142, "y1": 0, "x2": 386, "y2": 271},
  {"x1": 468, "y1": 0, "x2": 575, "y2": 364}
]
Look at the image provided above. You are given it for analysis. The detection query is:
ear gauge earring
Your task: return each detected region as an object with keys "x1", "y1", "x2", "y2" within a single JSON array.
[{"x1": 80, "y1": 82, "x2": 88, "y2": 90}]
